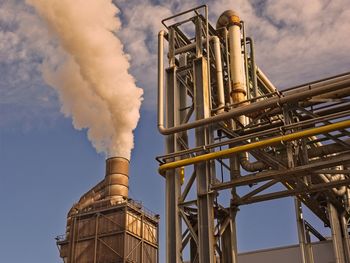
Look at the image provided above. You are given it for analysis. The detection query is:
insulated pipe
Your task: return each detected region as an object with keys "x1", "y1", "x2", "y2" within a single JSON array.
[
  {"x1": 212, "y1": 36, "x2": 225, "y2": 113},
  {"x1": 239, "y1": 152, "x2": 266, "y2": 172},
  {"x1": 217, "y1": 10, "x2": 247, "y2": 105},
  {"x1": 172, "y1": 35, "x2": 225, "y2": 114},
  {"x1": 240, "y1": 143, "x2": 348, "y2": 196},
  {"x1": 240, "y1": 139, "x2": 350, "y2": 173},
  {"x1": 256, "y1": 66, "x2": 278, "y2": 93},
  {"x1": 158, "y1": 30, "x2": 165, "y2": 132},
  {"x1": 318, "y1": 173, "x2": 347, "y2": 196},
  {"x1": 159, "y1": 119, "x2": 350, "y2": 173},
  {"x1": 157, "y1": 70, "x2": 350, "y2": 135},
  {"x1": 246, "y1": 37, "x2": 258, "y2": 98}
]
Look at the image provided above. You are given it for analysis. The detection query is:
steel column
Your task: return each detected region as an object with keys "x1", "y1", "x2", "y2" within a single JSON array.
[
  {"x1": 194, "y1": 57, "x2": 216, "y2": 263},
  {"x1": 165, "y1": 66, "x2": 182, "y2": 263},
  {"x1": 329, "y1": 203, "x2": 346, "y2": 263}
]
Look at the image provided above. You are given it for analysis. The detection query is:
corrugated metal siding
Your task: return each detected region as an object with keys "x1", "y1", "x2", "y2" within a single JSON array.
[
  {"x1": 143, "y1": 221, "x2": 157, "y2": 243},
  {"x1": 61, "y1": 204, "x2": 158, "y2": 263},
  {"x1": 97, "y1": 235, "x2": 124, "y2": 262},
  {"x1": 143, "y1": 243, "x2": 157, "y2": 263},
  {"x1": 125, "y1": 234, "x2": 142, "y2": 262}
]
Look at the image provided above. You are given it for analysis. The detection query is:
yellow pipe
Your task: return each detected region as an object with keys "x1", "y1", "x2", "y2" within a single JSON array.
[{"x1": 159, "y1": 120, "x2": 350, "y2": 173}]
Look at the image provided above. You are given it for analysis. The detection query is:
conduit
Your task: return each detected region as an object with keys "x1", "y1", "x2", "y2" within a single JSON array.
[
  {"x1": 159, "y1": 119, "x2": 350, "y2": 173},
  {"x1": 158, "y1": 69, "x2": 350, "y2": 135},
  {"x1": 212, "y1": 36, "x2": 225, "y2": 113}
]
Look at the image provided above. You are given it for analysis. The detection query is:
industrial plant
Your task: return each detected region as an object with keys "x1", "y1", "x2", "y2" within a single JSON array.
[
  {"x1": 57, "y1": 5, "x2": 350, "y2": 263},
  {"x1": 56, "y1": 157, "x2": 159, "y2": 262}
]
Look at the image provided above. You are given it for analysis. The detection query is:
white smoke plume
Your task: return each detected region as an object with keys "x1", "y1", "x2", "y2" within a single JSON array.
[{"x1": 26, "y1": 0, "x2": 143, "y2": 159}]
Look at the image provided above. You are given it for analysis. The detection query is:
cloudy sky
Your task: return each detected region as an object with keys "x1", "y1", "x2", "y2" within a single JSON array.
[{"x1": 0, "y1": 0, "x2": 349, "y2": 262}]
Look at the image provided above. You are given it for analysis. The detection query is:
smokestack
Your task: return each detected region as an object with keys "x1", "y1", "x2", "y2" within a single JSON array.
[{"x1": 105, "y1": 157, "x2": 129, "y2": 203}]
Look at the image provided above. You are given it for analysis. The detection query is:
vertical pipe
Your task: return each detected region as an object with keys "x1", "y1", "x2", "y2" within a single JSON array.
[
  {"x1": 246, "y1": 37, "x2": 258, "y2": 98},
  {"x1": 169, "y1": 28, "x2": 176, "y2": 67},
  {"x1": 212, "y1": 36, "x2": 225, "y2": 113},
  {"x1": 241, "y1": 21, "x2": 250, "y2": 99},
  {"x1": 256, "y1": 66, "x2": 278, "y2": 93},
  {"x1": 179, "y1": 53, "x2": 189, "y2": 156},
  {"x1": 195, "y1": 17, "x2": 202, "y2": 58},
  {"x1": 227, "y1": 17, "x2": 247, "y2": 106},
  {"x1": 224, "y1": 28, "x2": 232, "y2": 105},
  {"x1": 158, "y1": 30, "x2": 165, "y2": 137}
]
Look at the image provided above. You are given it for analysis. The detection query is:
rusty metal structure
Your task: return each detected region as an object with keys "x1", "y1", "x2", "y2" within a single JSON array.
[
  {"x1": 156, "y1": 5, "x2": 350, "y2": 263},
  {"x1": 57, "y1": 157, "x2": 159, "y2": 263}
]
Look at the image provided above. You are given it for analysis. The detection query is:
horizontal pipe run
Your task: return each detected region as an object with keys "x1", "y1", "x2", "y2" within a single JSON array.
[
  {"x1": 158, "y1": 119, "x2": 350, "y2": 173},
  {"x1": 158, "y1": 73, "x2": 350, "y2": 135},
  {"x1": 235, "y1": 178, "x2": 350, "y2": 206},
  {"x1": 174, "y1": 36, "x2": 216, "y2": 55},
  {"x1": 156, "y1": 108, "x2": 350, "y2": 162},
  {"x1": 213, "y1": 154, "x2": 350, "y2": 191}
]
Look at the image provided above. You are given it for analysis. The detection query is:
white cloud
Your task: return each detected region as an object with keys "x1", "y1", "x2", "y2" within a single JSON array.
[
  {"x1": 0, "y1": 0, "x2": 63, "y2": 130},
  {"x1": 1, "y1": 0, "x2": 350, "y2": 130}
]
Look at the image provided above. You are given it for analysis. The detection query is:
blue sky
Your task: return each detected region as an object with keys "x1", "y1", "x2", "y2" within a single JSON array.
[{"x1": 1, "y1": 0, "x2": 350, "y2": 262}]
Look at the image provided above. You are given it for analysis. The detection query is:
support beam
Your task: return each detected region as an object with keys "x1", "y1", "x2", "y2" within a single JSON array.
[
  {"x1": 329, "y1": 203, "x2": 346, "y2": 263},
  {"x1": 165, "y1": 66, "x2": 182, "y2": 263},
  {"x1": 194, "y1": 57, "x2": 216, "y2": 263}
]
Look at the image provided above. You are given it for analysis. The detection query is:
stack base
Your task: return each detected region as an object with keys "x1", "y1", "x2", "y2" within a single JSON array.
[{"x1": 57, "y1": 200, "x2": 159, "y2": 263}]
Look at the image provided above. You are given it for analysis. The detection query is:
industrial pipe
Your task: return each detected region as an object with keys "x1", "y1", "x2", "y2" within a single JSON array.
[
  {"x1": 171, "y1": 35, "x2": 225, "y2": 114},
  {"x1": 159, "y1": 119, "x2": 350, "y2": 173},
  {"x1": 217, "y1": 10, "x2": 247, "y2": 105},
  {"x1": 240, "y1": 138, "x2": 350, "y2": 172},
  {"x1": 318, "y1": 173, "x2": 347, "y2": 196},
  {"x1": 246, "y1": 37, "x2": 258, "y2": 98},
  {"x1": 256, "y1": 66, "x2": 278, "y2": 93},
  {"x1": 212, "y1": 36, "x2": 225, "y2": 113},
  {"x1": 158, "y1": 30, "x2": 165, "y2": 133},
  {"x1": 157, "y1": 71, "x2": 350, "y2": 135},
  {"x1": 239, "y1": 152, "x2": 266, "y2": 172}
]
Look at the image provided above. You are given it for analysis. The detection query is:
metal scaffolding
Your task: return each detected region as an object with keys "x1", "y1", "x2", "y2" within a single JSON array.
[{"x1": 157, "y1": 5, "x2": 350, "y2": 263}]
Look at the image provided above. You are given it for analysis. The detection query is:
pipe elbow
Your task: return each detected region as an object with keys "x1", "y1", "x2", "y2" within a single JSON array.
[
  {"x1": 216, "y1": 10, "x2": 241, "y2": 29},
  {"x1": 239, "y1": 153, "x2": 267, "y2": 172},
  {"x1": 157, "y1": 124, "x2": 168, "y2": 135}
]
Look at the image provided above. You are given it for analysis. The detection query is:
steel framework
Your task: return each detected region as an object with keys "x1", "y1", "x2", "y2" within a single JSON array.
[{"x1": 157, "y1": 5, "x2": 350, "y2": 263}]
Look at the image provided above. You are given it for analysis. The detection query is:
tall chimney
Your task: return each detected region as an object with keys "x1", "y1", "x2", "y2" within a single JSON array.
[{"x1": 105, "y1": 157, "x2": 129, "y2": 203}]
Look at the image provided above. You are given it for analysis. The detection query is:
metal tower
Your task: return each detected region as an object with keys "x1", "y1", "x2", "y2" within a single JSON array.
[{"x1": 156, "y1": 5, "x2": 350, "y2": 263}]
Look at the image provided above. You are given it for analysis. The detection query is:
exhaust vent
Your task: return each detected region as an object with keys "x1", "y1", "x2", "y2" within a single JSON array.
[{"x1": 105, "y1": 157, "x2": 129, "y2": 202}]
